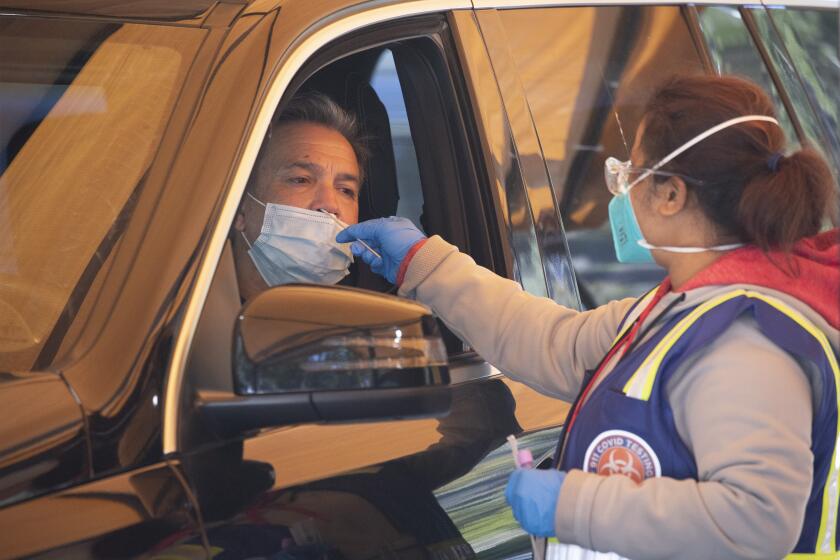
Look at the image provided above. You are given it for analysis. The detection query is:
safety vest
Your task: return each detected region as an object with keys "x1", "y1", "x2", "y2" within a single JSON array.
[{"x1": 546, "y1": 289, "x2": 840, "y2": 560}]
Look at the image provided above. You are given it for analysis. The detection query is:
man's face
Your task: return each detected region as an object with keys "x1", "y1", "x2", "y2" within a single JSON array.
[
  {"x1": 233, "y1": 121, "x2": 361, "y2": 299},
  {"x1": 238, "y1": 121, "x2": 361, "y2": 243}
]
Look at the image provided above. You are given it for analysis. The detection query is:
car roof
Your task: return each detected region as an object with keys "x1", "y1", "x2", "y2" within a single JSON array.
[
  {"x1": 2, "y1": 0, "x2": 835, "y2": 23},
  {"x1": 0, "y1": 0, "x2": 246, "y2": 22}
]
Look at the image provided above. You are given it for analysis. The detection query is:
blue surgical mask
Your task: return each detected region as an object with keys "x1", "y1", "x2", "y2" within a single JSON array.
[
  {"x1": 608, "y1": 192, "x2": 655, "y2": 264},
  {"x1": 241, "y1": 194, "x2": 354, "y2": 286},
  {"x1": 606, "y1": 115, "x2": 779, "y2": 263}
]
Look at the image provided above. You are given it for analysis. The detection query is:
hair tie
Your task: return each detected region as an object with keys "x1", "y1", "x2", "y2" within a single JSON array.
[{"x1": 767, "y1": 152, "x2": 784, "y2": 172}]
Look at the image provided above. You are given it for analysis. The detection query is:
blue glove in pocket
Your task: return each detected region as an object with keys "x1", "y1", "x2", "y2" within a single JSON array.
[{"x1": 505, "y1": 469, "x2": 565, "y2": 537}]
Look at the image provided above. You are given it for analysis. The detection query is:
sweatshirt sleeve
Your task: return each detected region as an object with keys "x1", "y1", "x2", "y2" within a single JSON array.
[
  {"x1": 399, "y1": 235, "x2": 635, "y2": 401},
  {"x1": 554, "y1": 316, "x2": 814, "y2": 560}
]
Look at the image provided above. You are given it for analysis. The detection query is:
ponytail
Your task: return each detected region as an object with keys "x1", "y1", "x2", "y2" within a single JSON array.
[
  {"x1": 739, "y1": 147, "x2": 836, "y2": 251},
  {"x1": 641, "y1": 74, "x2": 839, "y2": 253}
]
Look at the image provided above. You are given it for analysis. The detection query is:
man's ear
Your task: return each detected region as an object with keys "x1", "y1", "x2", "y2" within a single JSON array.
[
  {"x1": 234, "y1": 208, "x2": 246, "y2": 232},
  {"x1": 656, "y1": 177, "x2": 689, "y2": 217}
]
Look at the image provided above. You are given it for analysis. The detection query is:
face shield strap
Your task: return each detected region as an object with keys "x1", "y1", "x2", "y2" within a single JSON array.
[{"x1": 627, "y1": 114, "x2": 781, "y2": 192}]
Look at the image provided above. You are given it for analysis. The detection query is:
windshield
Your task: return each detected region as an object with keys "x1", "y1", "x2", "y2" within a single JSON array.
[{"x1": 0, "y1": 16, "x2": 202, "y2": 371}]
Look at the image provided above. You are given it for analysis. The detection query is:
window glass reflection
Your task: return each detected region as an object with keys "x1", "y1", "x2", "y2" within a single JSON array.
[
  {"x1": 499, "y1": 6, "x2": 706, "y2": 307},
  {"x1": 749, "y1": 8, "x2": 840, "y2": 179},
  {"x1": 748, "y1": 6, "x2": 840, "y2": 180},
  {"x1": 696, "y1": 6, "x2": 800, "y2": 151},
  {"x1": 0, "y1": 17, "x2": 200, "y2": 370}
]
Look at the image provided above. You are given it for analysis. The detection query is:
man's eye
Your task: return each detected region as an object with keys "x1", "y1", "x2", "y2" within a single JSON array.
[
  {"x1": 288, "y1": 176, "x2": 310, "y2": 184},
  {"x1": 338, "y1": 187, "x2": 358, "y2": 200}
]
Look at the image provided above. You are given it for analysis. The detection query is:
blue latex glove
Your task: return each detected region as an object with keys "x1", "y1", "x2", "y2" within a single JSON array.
[
  {"x1": 336, "y1": 217, "x2": 427, "y2": 284},
  {"x1": 505, "y1": 469, "x2": 566, "y2": 537}
]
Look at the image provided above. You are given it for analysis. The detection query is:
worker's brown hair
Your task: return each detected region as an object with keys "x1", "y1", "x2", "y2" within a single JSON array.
[{"x1": 640, "y1": 74, "x2": 837, "y2": 252}]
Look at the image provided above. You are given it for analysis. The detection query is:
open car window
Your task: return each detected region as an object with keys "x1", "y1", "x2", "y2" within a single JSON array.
[{"x1": 0, "y1": 17, "x2": 201, "y2": 371}]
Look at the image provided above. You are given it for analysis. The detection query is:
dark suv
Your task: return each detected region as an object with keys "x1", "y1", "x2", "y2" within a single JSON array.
[{"x1": 1, "y1": 1, "x2": 837, "y2": 558}]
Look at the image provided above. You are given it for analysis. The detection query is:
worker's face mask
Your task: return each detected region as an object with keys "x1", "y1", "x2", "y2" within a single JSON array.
[
  {"x1": 241, "y1": 193, "x2": 354, "y2": 286},
  {"x1": 606, "y1": 115, "x2": 779, "y2": 264}
]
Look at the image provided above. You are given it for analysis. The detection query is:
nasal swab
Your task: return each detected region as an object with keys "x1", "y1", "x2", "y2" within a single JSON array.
[{"x1": 319, "y1": 209, "x2": 382, "y2": 260}]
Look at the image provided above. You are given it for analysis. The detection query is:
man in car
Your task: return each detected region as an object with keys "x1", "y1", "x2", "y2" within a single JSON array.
[
  {"x1": 185, "y1": 92, "x2": 508, "y2": 560},
  {"x1": 232, "y1": 92, "x2": 369, "y2": 301}
]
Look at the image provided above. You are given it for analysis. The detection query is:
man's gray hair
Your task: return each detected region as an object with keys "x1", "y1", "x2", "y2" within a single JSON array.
[{"x1": 268, "y1": 92, "x2": 369, "y2": 181}]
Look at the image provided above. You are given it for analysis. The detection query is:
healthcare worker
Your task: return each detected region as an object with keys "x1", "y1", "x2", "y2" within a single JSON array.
[{"x1": 337, "y1": 74, "x2": 840, "y2": 560}]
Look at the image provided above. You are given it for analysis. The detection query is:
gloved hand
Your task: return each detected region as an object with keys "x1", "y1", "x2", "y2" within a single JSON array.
[
  {"x1": 336, "y1": 217, "x2": 427, "y2": 284},
  {"x1": 505, "y1": 469, "x2": 566, "y2": 537}
]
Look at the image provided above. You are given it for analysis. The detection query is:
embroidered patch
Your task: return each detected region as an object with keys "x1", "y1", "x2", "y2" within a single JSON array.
[{"x1": 583, "y1": 429, "x2": 661, "y2": 483}]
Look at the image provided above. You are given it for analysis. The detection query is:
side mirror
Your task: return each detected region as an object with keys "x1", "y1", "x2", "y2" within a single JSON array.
[{"x1": 199, "y1": 285, "x2": 451, "y2": 434}]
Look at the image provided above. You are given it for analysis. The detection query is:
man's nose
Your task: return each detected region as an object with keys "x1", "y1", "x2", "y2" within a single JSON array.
[{"x1": 310, "y1": 180, "x2": 340, "y2": 218}]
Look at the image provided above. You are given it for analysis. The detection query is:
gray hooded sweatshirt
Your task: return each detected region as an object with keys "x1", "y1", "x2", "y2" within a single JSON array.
[{"x1": 397, "y1": 234, "x2": 840, "y2": 560}]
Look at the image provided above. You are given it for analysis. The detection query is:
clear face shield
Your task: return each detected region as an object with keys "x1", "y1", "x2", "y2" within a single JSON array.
[
  {"x1": 605, "y1": 114, "x2": 781, "y2": 197},
  {"x1": 604, "y1": 157, "x2": 699, "y2": 197}
]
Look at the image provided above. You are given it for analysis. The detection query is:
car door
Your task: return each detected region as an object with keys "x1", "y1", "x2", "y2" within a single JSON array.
[
  {"x1": 169, "y1": 2, "x2": 574, "y2": 559},
  {"x1": 0, "y1": 372, "x2": 88, "y2": 558}
]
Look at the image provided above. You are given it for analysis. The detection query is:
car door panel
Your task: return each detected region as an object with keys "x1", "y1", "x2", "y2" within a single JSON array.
[
  {"x1": 472, "y1": 9, "x2": 580, "y2": 311},
  {"x1": 237, "y1": 376, "x2": 567, "y2": 492},
  {"x1": 0, "y1": 461, "x2": 204, "y2": 559},
  {"x1": 447, "y1": 10, "x2": 549, "y2": 300},
  {"x1": 0, "y1": 372, "x2": 87, "y2": 509},
  {"x1": 183, "y1": 375, "x2": 567, "y2": 560}
]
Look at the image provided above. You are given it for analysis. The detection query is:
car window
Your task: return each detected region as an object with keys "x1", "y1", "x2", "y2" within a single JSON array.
[
  {"x1": 695, "y1": 5, "x2": 801, "y2": 151},
  {"x1": 0, "y1": 17, "x2": 201, "y2": 371},
  {"x1": 746, "y1": 6, "x2": 840, "y2": 181},
  {"x1": 496, "y1": 6, "x2": 707, "y2": 307}
]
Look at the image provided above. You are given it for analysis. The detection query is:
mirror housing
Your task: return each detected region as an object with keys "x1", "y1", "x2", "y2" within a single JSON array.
[{"x1": 199, "y1": 284, "x2": 450, "y2": 434}]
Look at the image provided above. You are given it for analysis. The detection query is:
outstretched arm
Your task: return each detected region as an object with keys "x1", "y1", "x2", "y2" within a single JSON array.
[{"x1": 338, "y1": 219, "x2": 633, "y2": 400}]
